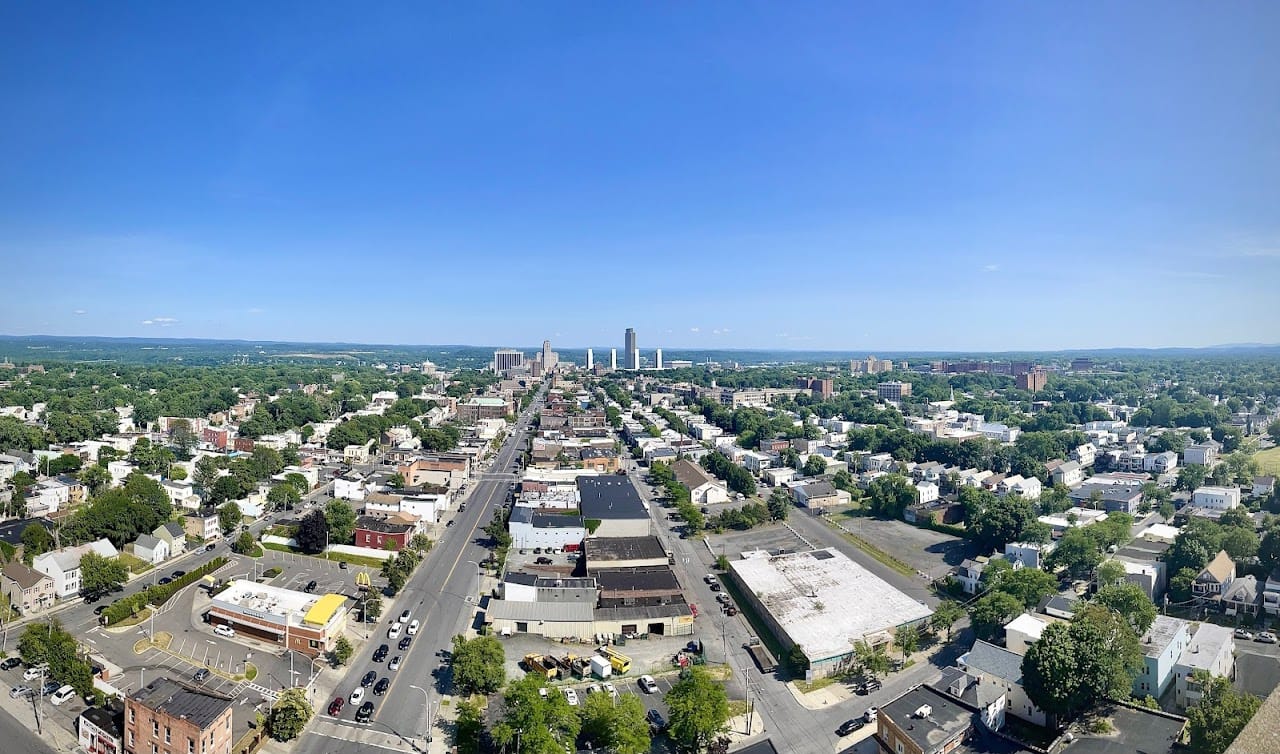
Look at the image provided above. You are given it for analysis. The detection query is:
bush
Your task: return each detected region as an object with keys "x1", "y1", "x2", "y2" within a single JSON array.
[{"x1": 102, "y1": 556, "x2": 227, "y2": 625}]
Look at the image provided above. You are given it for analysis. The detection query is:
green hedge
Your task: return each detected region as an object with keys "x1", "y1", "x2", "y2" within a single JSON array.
[{"x1": 102, "y1": 556, "x2": 229, "y2": 626}]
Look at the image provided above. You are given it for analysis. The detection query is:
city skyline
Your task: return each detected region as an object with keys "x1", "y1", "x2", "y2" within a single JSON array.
[{"x1": 2, "y1": 4, "x2": 1278, "y2": 350}]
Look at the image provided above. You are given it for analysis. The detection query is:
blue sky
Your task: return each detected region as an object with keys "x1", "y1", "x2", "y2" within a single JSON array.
[{"x1": 2, "y1": 3, "x2": 1278, "y2": 351}]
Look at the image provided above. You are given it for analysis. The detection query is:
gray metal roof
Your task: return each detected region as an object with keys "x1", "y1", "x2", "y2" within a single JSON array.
[
  {"x1": 129, "y1": 678, "x2": 233, "y2": 730},
  {"x1": 962, "y1": 639, "x2": 1024, "y2": 684},
  {"x1": 577, "y1": 476, "x2": 648, "y2": 519},
  {"x1": 485, "y1": 599, "x2": 594, "y2": 623}
]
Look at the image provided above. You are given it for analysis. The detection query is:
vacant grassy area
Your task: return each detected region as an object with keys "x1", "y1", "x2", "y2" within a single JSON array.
[
  {"x1": 118, "y1": 552, "x2": 154, "y2": 574},
  {"x1": 1255, "y1": 447, "x2": 1280, "y2": 476}
]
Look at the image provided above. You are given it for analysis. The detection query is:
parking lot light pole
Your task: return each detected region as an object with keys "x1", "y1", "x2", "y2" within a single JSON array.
[{"x1": 409, "y1": 684, "x2": 431, "y2": 744}]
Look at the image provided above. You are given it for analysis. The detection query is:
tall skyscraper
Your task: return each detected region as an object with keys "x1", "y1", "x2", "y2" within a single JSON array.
[
  {"x1": 655, "y1": 348, "x2": 663, "y2": 370},
  {"x1": 493, "y1": 349, "x2": 525, "y2": 373},
  {"x1": 539, "y1": 339, "x2": 558, "y2": 371},
  {"x1": 609, "y1": 348, "x2": 617, "y2": 370},
  {"x1": 586, "y1": 348, "x2": 594, "y2": 370},
  {"x1": 624, "y1": 328, "x2": 637, "y2": 365}
]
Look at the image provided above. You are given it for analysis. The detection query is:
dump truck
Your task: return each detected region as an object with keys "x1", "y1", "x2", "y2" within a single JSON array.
[
  {"x1": 743, "y1": 637, "x2": 777, "y2": 674},
  {"x1": 523, "y1": 653, "x2": 558, "y2": 679},
  {"x1": 597, "y1": 646, "x2": 633, "y2": 674}
]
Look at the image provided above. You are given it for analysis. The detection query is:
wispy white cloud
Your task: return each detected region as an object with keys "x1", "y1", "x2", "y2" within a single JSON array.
[
  {"x1": 142, "y1": 316, "x2": 179, "y2": 327},
  {"x1": 247, "y1": 307, "x2": 264, "y2": 315},
  {"x1": 73, "y1": 309, "x2": 86, "y2": 315},
  {"x1": 689, "y1": 327, "x2": 700, "y2": 333},
  {"x1": 982, "y1": 264, "x2": 1000, "y2": 273}
]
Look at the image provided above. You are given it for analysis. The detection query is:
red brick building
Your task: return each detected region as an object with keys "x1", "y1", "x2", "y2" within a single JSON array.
[{"x1": 354, "y1": 515, "x2": 414, "y2": 550}]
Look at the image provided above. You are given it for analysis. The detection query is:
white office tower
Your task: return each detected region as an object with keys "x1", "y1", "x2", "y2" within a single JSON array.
[
  {"x1": 586, "y1": 348, "x2": 594, "y2": 370},
  {"x1": 655, "y1": 349, "x2": 663, "y2": 370},
  {"x1": 629, "y1": 349, "x2": 640, "y2": 371},
  {"x1": 610, "y1": 349, "x2": 617, "y2": 370}
]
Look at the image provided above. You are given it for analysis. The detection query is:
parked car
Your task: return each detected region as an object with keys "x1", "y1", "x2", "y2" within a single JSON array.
[
  {"x1": 602, "y1": 682, "x2": 618, "y2": 700},
  {"x1": 0, "y1": 657, "x2": 21, "y2": 671},
  {"x1": 205, "y1": 543, "x2": 216, "y2": 552},
  {"x1": 193, "y1": 669, "x2": 210, "y2": 683},
  {"x1": 304, "y1": 580, "x2": 318, "y2": 593},
  {"x1": 327, "y1": 697, "x2": 344, "y2": 716},
  {"x1": 355, "y1": 701, "x2": 374, "y2": 722},
  {"x1": 646, "y1": 708, "x2": 667, "y2": 731},
  {"x1": 638, "y1": 675, "x2": 658, "y2": 694},
  {"x1": 51, "y1": 685, "x2": 76, "y2": 706},
  {"x1": 837, "y1": 719, "x2": 865, "y2": 736},
  {"x1": 1256, "y1": 632, "x2": 1278, "y2": 644},
  {"x1": 23, "y1": 667, "x2": 46, "y2": 682},
  {"x1": 1236, "y1": 629, "x2": 1255, "y2": 640},
  {"x1": 563, "y1": 688, "x2": 579, "y2": 706},
  {"x1": 9, "y1": 686, "x2": 31, "y2": 699},
  {"x1": 213, "y1": 624, "x2": 235, "y2": 638},
  {"x1": 586, "y1": 683, "x2": 602, "y2": 696},
  {"x1": 373, "y1": 678, "x2": 390, "y2": 696},
  {"x1": 349, "y1": 687, "x2": 365, "y2": 704},
  {"x1": 338, "y1": 561, "x2": 348, "y2": 570},
  {"x1": 863, "y1": 707, "x2": 879, "y2": 723},
  {"x1": 389, "y1": 656, "x2": 401, "y2": 671},
  {"x1": 40, "y1": 681, "x2": 59, "y2": 697},
  {"x1": 361, "y1": 671, "x2": 376, "y2": 688},
  {"x1": 857, "y1": 679, "x2": 882, "y2": 695},
  {"x1": 93, "y1": 605, "x2": 107, "y2": 615},
  {"x1": 535, "y1": 557, "x2": 553, "y2": 565},
  {"x1": 172, "y1": 570, "x2": 186, "y2": 578},
  {"x1": 158, "y1": 577, "x2": 172, "y2": 585}
]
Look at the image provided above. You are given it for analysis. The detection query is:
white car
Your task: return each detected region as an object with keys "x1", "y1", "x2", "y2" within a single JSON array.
[
  {"x1": 349, "y1": 687, "x2": 365, "y2": 704},
  {"x1": 407, "y1": 620, "x2": 420, "y2": 636},
  {"x1": 638, "y1": 675, "x2": 658, "y2": 694},
  {"x1": 602, "y1": 682, "x2": 618, "y2": 700},
  {"x1": 388, "y1": 623, "x2": 403, "y2": 640},
  {"x1": 50, "y1": 685, "x2": 76, "y2": 706},
  {"x1": 563, "y1": 688, "x2": 579, "y2": 706},
  {"x1": 213, "y1": 624, "x2": 235, "y2": 638},
  {"x1": 22, "y1": 667, "x2": 45, "y2": 682},
  {"x1": 399, "y1": 610, "x2": 412, "y2": 623}
]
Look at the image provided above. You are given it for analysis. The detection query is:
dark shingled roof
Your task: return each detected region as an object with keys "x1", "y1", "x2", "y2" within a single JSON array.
[
  {"x1": 583, "y1": 536, "x2": 667, "y2": 563},
  {"x1": 576, "y1": 476, "x2": 648, "y2": 520},
  {"x1": 129, "y1": 677, "x2": 233, "y2": 730},
  {"x1": 595, "y1": 566, "x2": 681, "y2": 593}
]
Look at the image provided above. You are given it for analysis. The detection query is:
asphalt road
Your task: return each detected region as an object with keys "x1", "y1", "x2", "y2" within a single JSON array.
[
  {"x1": 0, "y1": 707, "x2": 54, "y2": 754},
  {"x1": 294, "y1": 390, "x2": 544, "y2": 753}
]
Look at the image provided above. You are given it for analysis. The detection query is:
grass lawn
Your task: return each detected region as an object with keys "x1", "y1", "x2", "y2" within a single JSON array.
[
  {"x1": 118, "y1": 552, "x2": 154, "y2": 574},
  {"x1": 1255, "y1": 447, "x2": 1280, "y2": 476}
]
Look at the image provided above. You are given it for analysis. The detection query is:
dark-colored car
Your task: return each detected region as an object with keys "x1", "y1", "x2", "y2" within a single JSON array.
[
  {"x1": 373, "y1": 644, "x2": 389, "y2": 662},
  {"x1": 93, "y1": 605, "x2": 107, "y2": 615},
  {"x1": 172, "y1": 570, "x2": 186, "y2": 579},
  {"x1": 857, "y1": 679, "x2": 882, "y2": 695},
  {"x1": 304, "y1": 580, "x2": 317, "y2": 593},
  {"x1": 338, "y1": 561, "x2": 348, "y2": 570},
  {"x1": 82, "y1": 593, "x2": 100, "y2": 604},
  {"x1": 360, "y1": 671, "x2": 376, "y2": 688},
  {"x1": 837, "y1": 719, "x2": 865, "y2": 736},
  {"x1": 398, "y1": 636, "x2": 412, "y2": 650},
  {"x1": 646, "y1": 709, "x2": 666, "y2": 731},
  {"x1": 327, "y1": 697, "x2": 344, "y2": 716},
  {"x1": 355, "y1": 701, "x2": 374, "y2": 723},
  {"x1": 535, "y1": 557, "x2": 553, "y2": 565},
  {"x1": 373, "y1": 677, "x2": 390, "y2": 696},
  {"x1": 0, "y1": 657, "x2": 21, "y2": 671},
  {"x1": 41, "y1": 681, "x2": 59, "y2": 696},
  {"x1": 193, "y1": 669, "x2": 210, "y2": 683},
  {"x1": 205, "y1": 543, "x2": 216, "y2": 552},
  {"x1": 158, "y1": 577, "x2": 172, "y2": 585}
]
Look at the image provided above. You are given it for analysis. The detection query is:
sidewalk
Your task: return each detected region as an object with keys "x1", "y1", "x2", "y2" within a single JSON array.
[{"x1": 0, "y1": 676, "x2": 83, "y2": 753}]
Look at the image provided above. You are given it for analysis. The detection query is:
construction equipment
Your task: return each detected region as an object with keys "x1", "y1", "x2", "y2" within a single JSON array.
[{"x1": 597, "y1": 646, "x2": 632, "y2": 674}]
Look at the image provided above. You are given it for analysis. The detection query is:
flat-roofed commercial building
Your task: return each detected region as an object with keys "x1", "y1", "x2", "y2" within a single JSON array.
[
  {"x1": 124, "y1": 678, "x2": 234, "y2": 754},
  {"x1": 207, "y1": 580, "x2": 348, "y2": 657},
  {"x1": 728, "y1": 548, "x2": 933, "y2": 679}
]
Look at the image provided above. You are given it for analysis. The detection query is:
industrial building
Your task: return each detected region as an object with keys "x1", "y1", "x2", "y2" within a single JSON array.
[{"x1": 728, "y1": 548, "x2": 933, "y2": 679}]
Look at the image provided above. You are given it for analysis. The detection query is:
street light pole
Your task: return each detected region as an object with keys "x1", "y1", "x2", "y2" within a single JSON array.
[{"x1": 409, "y1": 684, "x2": 432, "y2": 744}]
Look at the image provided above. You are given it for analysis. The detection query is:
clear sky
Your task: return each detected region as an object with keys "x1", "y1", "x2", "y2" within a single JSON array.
[{"x1": 2, "y1": 3, "x2": 1278, "y2": 351}]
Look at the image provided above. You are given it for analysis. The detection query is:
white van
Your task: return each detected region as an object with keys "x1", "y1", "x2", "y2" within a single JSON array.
[
  {"x1": 50, "y1": 685, "x2": 76, "y2": 706},
  {"x1": 213, "y1": 624, "x2": 235, "y2": 637},
  {"x1": 388, "y1": 622, "x2": 403, "y2": 640}
]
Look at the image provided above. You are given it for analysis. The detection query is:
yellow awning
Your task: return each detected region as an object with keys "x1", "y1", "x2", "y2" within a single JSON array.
[{"x1": 303, "y1": 594, "x2": 346, "y2": 626}]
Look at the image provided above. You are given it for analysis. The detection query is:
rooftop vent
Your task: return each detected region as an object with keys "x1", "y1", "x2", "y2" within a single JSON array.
[{"x1": 913, "y1": 704, "x2": 932, "y2": 719}]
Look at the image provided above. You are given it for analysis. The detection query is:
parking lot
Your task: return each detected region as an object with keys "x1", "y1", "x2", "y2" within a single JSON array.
[{"x1": 833, "y1": 513, "x2": 974, "y2": 580}]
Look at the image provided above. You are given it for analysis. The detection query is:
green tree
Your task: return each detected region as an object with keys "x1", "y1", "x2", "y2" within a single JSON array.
[
  {"x1": 930, "y1": 600, "x2": 965, "y2": 641},
  {"x1": 295, "y1": 511, "x2": 329, "y2": 554},
  {"x1": 266, "y1": 483, "x2": 301, "y2": 511},
  {"x1": 1177, "y1": 464, "x2": 1209, "y2": 492},
  {"x1": 970, "y1": 494, "x2": 1039, "y2": 553},
  {"x1": 209, "y1": 475, "x2": 242, "y2": 506},
  {"x1": 895, "y1": 624, "x2": 921, "y2": 659},
  {"x1": 20, "y1": 523, "x2": 55, "y2": 561},
  {"x1": 969, "y1": 591, "x2": 1023, "y2": 642},
  {"x1": 1186, "y1": 671, "x2": 1261, "y2": 754},
  {"x1": 1022, "y1": 604, "x2": 1143, "y2": 725},
  {"x1": 193, "y1": 456, "x2": 222, "y2": 492},
  {"x1": 284, "y1": 472, "x2": 310, "y2": 497},
  {"x1": 324, "y1": 498, "x2": 357, "y2": 545},
  {"x1": 79, "y1": 552, "x2": 128, "y2": 596},
  {"x1": 450, "y1": 634, "x2": 506, "y2": 695},
  {"x1": 492, "y1": 675, "x2": 581, "y2": 754},
  {"x1": 853, "y1": 640, "x2": 892, "y2": 679},
  {"x1": 17, "y1": 619, "x2": 94, "y2": 695},
  {"x1": 231, "y1": 530, "x2": 257, "y2": 555},
  {"x1": 329, "y1": 635, "x2": 353, "y2": 667},
  {"x1": 266, "y1": 688, "x2": 313, "y2": 741},
  {"x1": 665, "y1": 667, "x2": 730, "y2": 751},
  {"x1": 455, "y1": 698, "x2": 484, "y2": 754},
  {"x1": 767, "y1": 487, "x2": 792, "y2": 521},
  {"x1": 409, "y1": 533, "x2": 434, "y2": 553},
  {"x1": 78, "y1": 464, "x2": 111, "y2": 496},
  {"x1": 802, "y1": 454, "x2": 827, "y2": 477},
  {"x1": 1169, "y1": 567, "x2": 1200, "y2": 602},
  {"x1": 1047, "y1": 527, "x2": 1104, "y2": 579},
  {"x1": 865, "y1": 473, "x2": 918, "y2": 519},
  {"x1": 1095, "y1": 559, "x2": 1126, "y2": 587},
  {"x1": 580, "y1": 692, "x2": 651, "y2": 754},
  {"x1": 1093, "y1": 582, "x2": 1157, "y2": 634},
  {"x1": 218, "y1": 501, "x2": 243, "y2": 534},
  {"x1": 363, "y1": 592, "x2": 383, "y2": 623}
]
